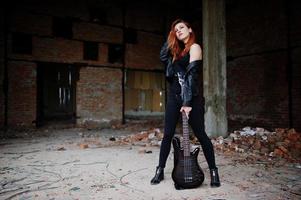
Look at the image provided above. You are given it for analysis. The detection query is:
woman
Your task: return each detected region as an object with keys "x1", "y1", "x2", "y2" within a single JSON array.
[{"x1": 150, "y1": 19, "x2": 221, "y2": 187}]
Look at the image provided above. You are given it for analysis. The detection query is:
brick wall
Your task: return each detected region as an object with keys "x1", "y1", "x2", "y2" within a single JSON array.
[
  {"x1": 7, "y1": 61, "x2": 36, "y2": 127},
  {"x1": 227, "y1": 53, "x2": 289, "y2": 130},
  {"x1": 125, "y1": 32, "x2": 163, "y2": 70},
  {"x1": 11, "y1": 1, "x2": 90, "y2": 21},
  {"x1": 291, "y1": 0, "x2": 301, "y2": 131},
  {"x1": 0, "y1": 65, "x2": 4, "y2": 128},
  {"x1": 73, "y1": 22, "x2": 123, "y2": 43},
  {"x1": 125, "y1": 1, "x2": 164, "y2": 33},
  {"x1": 10, "y1": 12, "x2": 52, "y2": 36},
  {"x1": 5, "y1": 0, "x2": 166, "y2": 128},
  {"x1": 0, "y1": 59, "x2": 4, "y2": 128},
  {"x1": 0, "y1": 15, "x2": 4, "y2": 128},
  {"x1": 76, "y1": 67, "x2": 122, "y2": 127},
  {"x1": 226, "y1": 0, "x2": 301, "y2": 131},
  {"x1": 5, "y1": 0, "x2": 300, "y2": 131},
  {"x1": 292, "y1": 48, "x2": 301, "y2": 131}
]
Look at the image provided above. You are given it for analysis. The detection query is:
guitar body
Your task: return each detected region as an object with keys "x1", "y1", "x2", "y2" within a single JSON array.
[{"x1": 172, "y1": 136, "x2": 204, "y2": 189}]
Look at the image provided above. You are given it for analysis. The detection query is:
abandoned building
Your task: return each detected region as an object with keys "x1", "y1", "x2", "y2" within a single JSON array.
[{"x1": 0, "y1": 0, "x2": 300, "y2": 136}]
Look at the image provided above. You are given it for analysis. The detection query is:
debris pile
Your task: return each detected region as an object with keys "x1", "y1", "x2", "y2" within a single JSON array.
[
  {"x1": 115, "y1": 128, "x2": 164, "y2": 147},
  {"x1": 111, "y1": 119, "x2": 164, "y2": 132},
  {"x1": 211, "y1": 127, "x2": 301, "y2": 162},
  {"x1": 108, "y1": 126, "x2": 301, "y2": 162}
]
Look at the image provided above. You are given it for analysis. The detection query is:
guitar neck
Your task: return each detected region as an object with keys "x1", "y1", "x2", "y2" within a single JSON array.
[{"x1": 182, "y1": 112, "x2": 190, "y2": 157}]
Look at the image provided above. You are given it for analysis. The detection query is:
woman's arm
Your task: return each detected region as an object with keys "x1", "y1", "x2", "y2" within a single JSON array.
[
  {"x1": 159, "y1": 41, "x2": 170, "y2": 65},
  {"x1": 159, "y1": 41, "x2": 174, "y2": 80}
]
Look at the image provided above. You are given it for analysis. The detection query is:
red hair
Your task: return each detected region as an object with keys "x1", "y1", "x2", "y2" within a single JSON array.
[{"x1": 167, "y1": 19, "x2": 196, "y2": 61}]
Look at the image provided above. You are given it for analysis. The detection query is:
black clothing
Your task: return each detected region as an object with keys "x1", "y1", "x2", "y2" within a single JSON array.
[
  {"x1": 170, "y1": 52, "x2": 189, "y2": 95},
  {"x1": 158, "y1": 94, "x2": 217, "y2": 169},
  {"x1": 150, "y1": 166, "x2": 164, "y2": 185},
  {"x1": 159, "y1": 41, "x2": 201, "y2": 106},
  {"x1": 157, "y1": 42, "x2": 217, "y2": 170},
  {"x1": 159, "y1": 41, "x2": 174, "y2": 80},
  {"x1": 210, "y1": 168, "x2": 221, "y2": 187}
]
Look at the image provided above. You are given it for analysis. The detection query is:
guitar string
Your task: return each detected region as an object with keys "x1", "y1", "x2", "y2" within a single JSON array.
[
  {"x1": 179, "y1": 79, "x2": 193, "y2": 182},
  {"x1": 183, "y1": 112, "x2": 192, "y2": 181},
  {"x1": 184, "y1": 113, "x2": 191, "y2": 180},
  {"x1": 183, "y1": 112, "x2": 187, "y2": 180}
]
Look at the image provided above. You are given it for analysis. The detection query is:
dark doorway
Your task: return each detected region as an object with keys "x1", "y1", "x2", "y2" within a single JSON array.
[{"x1": 37, "y1": 63, "x2": 77, "y2": 127}]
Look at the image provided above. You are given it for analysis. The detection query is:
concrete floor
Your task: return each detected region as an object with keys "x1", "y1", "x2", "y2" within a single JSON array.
[{"x1": 0, "y1": 127, "x2": 300, "y2": 200}]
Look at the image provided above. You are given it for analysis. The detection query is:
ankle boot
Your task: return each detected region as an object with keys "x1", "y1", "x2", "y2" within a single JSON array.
[
  {"x1": 210, "y1": 168, "x2": 221, "y2": 187},
  {"x1": 150, "y1": 166, "x2": 164, "y2": 185}
]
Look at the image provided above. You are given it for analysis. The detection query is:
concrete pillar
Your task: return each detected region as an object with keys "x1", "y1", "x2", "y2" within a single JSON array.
[{"x1": 202, "y1": 0, "x2": 228, "y2": 137}]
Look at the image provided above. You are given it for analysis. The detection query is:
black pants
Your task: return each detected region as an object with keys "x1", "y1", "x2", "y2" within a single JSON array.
[{"x1": 158, "y1": 93, "x2": 217, "y2": 169}]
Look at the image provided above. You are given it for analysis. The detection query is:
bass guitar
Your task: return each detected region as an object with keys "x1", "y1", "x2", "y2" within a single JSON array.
[{"x1": 172, "y1": 111, "x2": 205, "y2": 189}]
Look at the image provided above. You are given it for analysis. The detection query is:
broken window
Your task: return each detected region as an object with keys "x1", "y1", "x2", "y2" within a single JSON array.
[
  {"x1": 12, "y1": 32, "x2": 32, "y2": 54},
  {"x1": 125, "y1": 70, "x2": 165, "y2": 118},
  {"x1": 52, "y1": 17, "x2": 73, "y2": 39},
  {"x1": 108, "y1": 44, "x2": 124, "y2": 64},
  {"x1": 83, "y1": 41, "x2": 99, "y2": 61}
]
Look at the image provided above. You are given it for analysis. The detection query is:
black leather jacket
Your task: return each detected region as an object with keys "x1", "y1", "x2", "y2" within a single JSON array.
[{"x1": 160, "y1": 42, "x2": 201, "y2": 106}]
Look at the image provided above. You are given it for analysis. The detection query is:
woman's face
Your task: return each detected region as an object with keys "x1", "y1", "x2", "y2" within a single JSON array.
[{"x1": 174, "y1": 22, "x2": 191, "y2": 43}]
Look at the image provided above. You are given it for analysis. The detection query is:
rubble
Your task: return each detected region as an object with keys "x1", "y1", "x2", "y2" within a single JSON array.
[
  {"x1": 56, "y1": 147, "x2": 66, "y2": 151},
  {"x1": 211, "y1": 127, "x2": 301, "y2": 163},
  {"x1": 114, "y1": 128, "x2": 164, "y2": 148},
  {"x1": 138, "y1": 148, "x2": 153, "y2": 154},
  {"x1": 110, "y1": 126, "x2": 301, "y2": 162},
  {"x1": 79, "y1": 143, "x2": 89, "y2": 149},
  {"x1": 1, "y1": 127, "x2": 300, "y2": 200}
]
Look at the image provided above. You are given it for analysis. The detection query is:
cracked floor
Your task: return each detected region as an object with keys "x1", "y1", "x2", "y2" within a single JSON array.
[{"x1": 0, "y1": 128, "x2": 300, "y2": 200}]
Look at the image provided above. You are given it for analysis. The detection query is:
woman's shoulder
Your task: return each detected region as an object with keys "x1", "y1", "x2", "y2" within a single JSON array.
[
  {"x1": 189, "y1": 43, "x2": 202, "y2": 52},
  {"x1": 189, "y1": 43, "x2": 202, "y2": 61}
]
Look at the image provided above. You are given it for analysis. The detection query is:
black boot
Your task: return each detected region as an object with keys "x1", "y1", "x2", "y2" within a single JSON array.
[
  {"x1": 150, "y1": 166, "x2": 164, "y2": 185},
  {"x1": 210, "y1": 168, "x2": 221, "y2": 187}
]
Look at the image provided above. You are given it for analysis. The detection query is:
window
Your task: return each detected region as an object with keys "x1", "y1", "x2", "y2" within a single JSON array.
[
  {"x1": 83, "y1": 41, "x2": 99, "y2": 61},
  {"x1": 124, "y1": 28, "x2": 137, "y2": 44},
  {"x1": 52, "y1": 17, "x2": 73, "y2": 39},
  {"x1": 12, "y1": 32, "x2": 32, "y2": 54},
  {"x1": 125, "y1": 70, "x2": 165, "y2": 118},
  {"x1": 108, "y1": 44, "x2": 124, "y2": 64}
]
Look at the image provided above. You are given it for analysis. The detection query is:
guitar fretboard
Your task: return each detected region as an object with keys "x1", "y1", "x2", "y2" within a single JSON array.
[
  {"x1": 182, "y1": 112, "x2": 192, "y2": 182},
  {"x1": 182, "y1": 112, "x2": 190, "y2": 157}
]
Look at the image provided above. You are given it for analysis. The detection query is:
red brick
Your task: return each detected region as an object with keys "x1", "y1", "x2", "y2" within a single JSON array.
[
  {"x1": 7, "y1": 61, "x2": 37, "y2": 127},
  {"x1": 76, "y1": 67, "x2": 122, "y2": 127}
]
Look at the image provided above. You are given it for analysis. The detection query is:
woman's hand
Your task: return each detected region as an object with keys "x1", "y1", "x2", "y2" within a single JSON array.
[{"x1": 180, "y1": 106, "x2": 192, "y2": 119}]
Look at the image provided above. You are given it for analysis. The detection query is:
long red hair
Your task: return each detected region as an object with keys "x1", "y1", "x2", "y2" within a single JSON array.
[{"x1": 167, "y1": 19, "x2": 196, "y2": 61}]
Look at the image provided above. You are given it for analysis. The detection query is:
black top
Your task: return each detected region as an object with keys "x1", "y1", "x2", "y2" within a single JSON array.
[{"x1": 170, "y1": 53, "x2": 190, "y2": 95}]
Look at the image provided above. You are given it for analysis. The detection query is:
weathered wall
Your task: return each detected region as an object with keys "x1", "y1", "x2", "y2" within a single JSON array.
[
  {"x1": 0, "y1": 8, "x2": 5, "y2": 128},
  {"x1": 3, "y1": 0, "x2": 164, "y2": 128},
  {"x1": 76, "y1": 67, "x2": 122, "y2": 127},
  {"x1": 125, "y1": 32, "x2": 163, "y2": 70},
  {"x1": 2, "y1": 0, "x2": 300, "y2": 132},
  {"x1": 7, "y1": 61, "x2": 37, "y2": 127},
  {"x1": 290, "y1": 0, "x2": 301, "y2": 131},
  {"x1": 226, "y1": 0, "x2": 301, "y2": 131}
]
